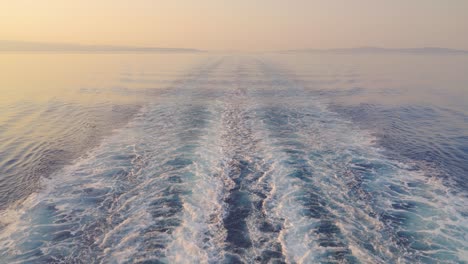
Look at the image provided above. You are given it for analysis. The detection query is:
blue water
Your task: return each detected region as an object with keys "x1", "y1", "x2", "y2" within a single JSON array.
[{"x1": 0, "y1": 55, "x2": 467, "y2": 263}]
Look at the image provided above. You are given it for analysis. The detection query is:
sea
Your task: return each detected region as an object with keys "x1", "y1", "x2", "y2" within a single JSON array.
[{"x1": 0, "y1": 53, "x2": 467, "y2": 263}]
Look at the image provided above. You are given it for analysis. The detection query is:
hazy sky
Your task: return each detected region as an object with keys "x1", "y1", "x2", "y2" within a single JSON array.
[{"x1": 1, "y1": 0, "x2": 468, "y2": 51}]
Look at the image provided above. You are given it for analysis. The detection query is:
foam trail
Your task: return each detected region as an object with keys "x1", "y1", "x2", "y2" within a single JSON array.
[
  {"x1": 214, "y1": 60, "x2": 286, "y2": 263},
  {"x1": 167, "y1": 58, "x2": 287, "y2": 263},
  {"x1": 255, "y1": 61, "x2": 467, "y2": 263},
  {"x1": 0, "y1": 56, "x2": 466, "y2": 264},
  {"x1": 0, "y1": 59, "x2": 229, "y2": 263}
]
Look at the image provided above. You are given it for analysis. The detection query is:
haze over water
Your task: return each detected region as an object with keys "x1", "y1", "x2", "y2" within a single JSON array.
[{"x1": 0, "y1": 52, "x2": 466, "y2": 263}]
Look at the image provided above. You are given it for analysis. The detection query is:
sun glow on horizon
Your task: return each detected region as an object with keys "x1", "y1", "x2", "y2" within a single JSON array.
[{"x1": 1, "y1": 0, "x2": 468, "y2": 51}]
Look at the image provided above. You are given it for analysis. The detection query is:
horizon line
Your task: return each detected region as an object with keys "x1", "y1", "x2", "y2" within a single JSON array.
[
  {"x1": 1, "y1": 40, "x2": 468, "y2": 54},
  {"x1": 0, "y1": 40, "x2": 204, "y2": 53}
]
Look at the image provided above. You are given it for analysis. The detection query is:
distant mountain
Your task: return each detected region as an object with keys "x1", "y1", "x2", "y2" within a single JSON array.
[
  {"x1": 282, "y1": 47, "x2": 468, "y2": 54},
  {"x1": 0, "y1": 40, "x2": 203, "y2": 53}
]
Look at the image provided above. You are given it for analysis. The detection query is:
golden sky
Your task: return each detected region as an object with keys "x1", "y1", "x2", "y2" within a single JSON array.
[{"x1": 1, "y1": 0, "x2": 467, "y2": 51}]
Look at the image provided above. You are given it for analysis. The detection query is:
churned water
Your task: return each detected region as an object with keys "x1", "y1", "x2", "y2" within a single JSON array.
[{"x1": 0, "y1": 54, "x2": 466, "y2": 263}]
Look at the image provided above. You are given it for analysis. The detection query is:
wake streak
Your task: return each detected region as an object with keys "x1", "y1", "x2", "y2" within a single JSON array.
[{"x1": 0, "y1": 56, "x2": 466, "y2": 264}]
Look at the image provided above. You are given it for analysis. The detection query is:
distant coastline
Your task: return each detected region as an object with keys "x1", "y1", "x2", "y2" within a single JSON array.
[
  {"x1": 281, "y1": 47, "x2": 468, "y2": 54},
  {"x1": 2, "y1": 41, "x2": 467, "y2": 55},
  {"x1": 0, "y1": 40, "x2": 203, "y2": 53}
]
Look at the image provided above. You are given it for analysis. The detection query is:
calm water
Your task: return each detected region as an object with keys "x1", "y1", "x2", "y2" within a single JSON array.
[{"x1": 0, "y1": 53, "x2": 466, "y2": 263}]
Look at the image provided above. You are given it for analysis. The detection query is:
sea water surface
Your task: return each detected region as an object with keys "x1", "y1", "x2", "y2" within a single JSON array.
[{"x1": 0, "y1": 53, "x2": 467, "y2": 263}]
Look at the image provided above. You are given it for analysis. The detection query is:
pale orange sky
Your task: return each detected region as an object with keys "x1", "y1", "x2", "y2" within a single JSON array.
[{"x1": 1, "y1": 0, "x2": 468, "y2": 51}]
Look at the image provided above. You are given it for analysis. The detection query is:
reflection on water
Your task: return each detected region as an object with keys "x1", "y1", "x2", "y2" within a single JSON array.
[
  {"x1": 0, "y1": 53, "x2": 204, "y2": 104},
  {"x1": 267, "y1": 53, "x2": 468, "y2": 192},
  {"x1": 267, "y1": 53, "x2": 468, "y2": 110},
  {"x1": 0, "y1": 53, "x2": 204, "y2": 209},
  {"x1": 0, "y1": 53, "x2": 467, "y2": 263}
]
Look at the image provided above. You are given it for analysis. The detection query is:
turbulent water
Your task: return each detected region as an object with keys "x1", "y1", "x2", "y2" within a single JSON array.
[{"x1": 0, "y1": 54, "x2": 467, "y2": 263}]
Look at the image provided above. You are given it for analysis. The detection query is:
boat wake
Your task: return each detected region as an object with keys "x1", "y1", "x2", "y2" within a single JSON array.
[{"x1": 0, "y1": 57, "x2": 466, "y2": 263}]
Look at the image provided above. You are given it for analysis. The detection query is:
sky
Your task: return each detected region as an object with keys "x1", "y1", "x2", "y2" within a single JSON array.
[{"x1": 1, "y1": 0, "x2": 468, "y2": 51}]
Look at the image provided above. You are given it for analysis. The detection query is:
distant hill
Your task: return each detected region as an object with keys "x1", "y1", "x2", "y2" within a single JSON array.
[
  {"x1": 0, "y1": 40, "x2": 203, "y2": 53},
  {"x1": 282, "y1": 47, "x2": 468, "y2": 54}
]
